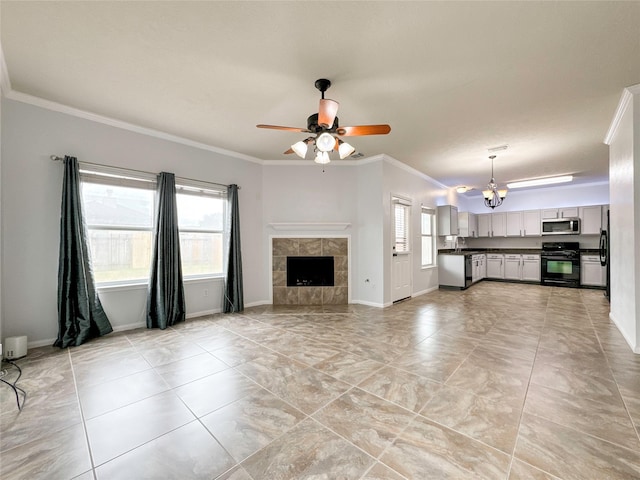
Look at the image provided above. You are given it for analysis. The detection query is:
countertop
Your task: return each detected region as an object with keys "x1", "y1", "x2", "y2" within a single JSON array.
[
  {"x1": 438, "y1": 248, "x2": 600, "y2": 256},
  {"x1": 438, "y1": 249, "x2": 543, "y2": 256}
]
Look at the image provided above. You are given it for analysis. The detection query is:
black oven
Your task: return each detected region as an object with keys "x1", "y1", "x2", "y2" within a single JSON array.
[{"x1": 541, "y1": 242, "x2": 580, "y2": 288}]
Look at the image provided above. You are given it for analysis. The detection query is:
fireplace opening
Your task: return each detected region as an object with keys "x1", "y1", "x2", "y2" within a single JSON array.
[{"x1": 287, "y1": 256, "x2": 334, "y2": 287}]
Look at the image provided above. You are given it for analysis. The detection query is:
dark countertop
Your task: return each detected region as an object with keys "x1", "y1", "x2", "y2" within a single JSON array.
[
  {"x1": 439, "y1": 247, "x2": 600, "y2": 256},
  {"x1": 438, "y1": 248, "x2": 543, "y2": 256}
]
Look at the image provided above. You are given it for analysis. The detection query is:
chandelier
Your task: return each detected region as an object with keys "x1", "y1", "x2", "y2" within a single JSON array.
[{"x1": 483, "y1": 155, "x2": 508, "y2": 209}]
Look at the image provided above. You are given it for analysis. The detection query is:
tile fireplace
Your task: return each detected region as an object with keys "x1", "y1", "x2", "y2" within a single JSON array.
[{"x1": 272, "y1": 237, "x2": 348, "y2": 305}]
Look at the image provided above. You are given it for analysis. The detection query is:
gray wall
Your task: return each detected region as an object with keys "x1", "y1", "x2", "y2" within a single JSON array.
[{"x1": 1, "y1": 99, "x2": 265, "y2": 345}]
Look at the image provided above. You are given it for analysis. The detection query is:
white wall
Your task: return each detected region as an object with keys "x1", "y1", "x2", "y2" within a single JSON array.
[
  {"x1": 262, "y1": 163, "x2": 360, "y2": 302},
  {"x1": 1, "y1": 99, "x2": 265, "y2": 345},
  {"x1": 382, "y1": 156, "x2": 450, "y2": 305},
  {"x1": 606, "y1": 86, "x2": 639, "y2": 353},
  {"x1": 355, "y1": 160, "x2": 384, "y2": 306}
]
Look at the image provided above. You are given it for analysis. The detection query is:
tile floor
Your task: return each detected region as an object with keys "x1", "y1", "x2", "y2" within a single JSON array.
[{"x1": 1, "y1": 282, "x2": 639, "y2": 479}]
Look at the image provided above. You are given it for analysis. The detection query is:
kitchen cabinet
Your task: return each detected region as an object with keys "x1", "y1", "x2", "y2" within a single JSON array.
[
  {"x1": 579, "y1": 205, "x2": 603, "y2": 235},
  {"x1": 458, "y1": 212, "x2": 478, "y2": 238},
  {"x1": 491, "y1": 212, "x2": 507, "y2": 237},
  {"x1": 522, "y1": 255, "x2": 541, "y2": 282},
  {"x1": 507, "y1": 211, "x2": 541, "y2": 237},
  {"x1": 504, "y1": 254, "x2": 541, "y2": 281},
  {"x1": 522, "y1": 210, "x2": 541, "y2": 236},
  {"x1": 504, "y1": 254, "x2": 522, "y2": 280},
  {"x1": 477, "y1": 214, "x2": 491, "y2": 237},
  {"x1": 581, "y1": 254, "x2": 606, "y2": 287},
  {"x1": 542, "y1": 207, "x2": 579, "y2": 219},
  {"x1": 506, "y1": 212, "x2": 523, "y2": 237},
  {"x1": 486, "y1": 254, "x2": 504, "y2": 279},
  {"x1": 437, "y1": 254, "x2": 467, "y2": 288},
  {"x1": 437, "y1": 205, "x2": 459, "y2": 236},
  {"x1": 471, "y1": 254, "x2": 486, "y2": 283}
]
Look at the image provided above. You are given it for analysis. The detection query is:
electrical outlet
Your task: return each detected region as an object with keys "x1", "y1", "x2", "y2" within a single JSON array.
[{"x1": 203, "y1": 289, "x2": 209, "y2": 297}]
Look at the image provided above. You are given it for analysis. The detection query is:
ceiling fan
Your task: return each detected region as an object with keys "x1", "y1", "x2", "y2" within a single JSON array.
[{"x1": 257, "y1": 79, "x2": 391, "y2": 164}]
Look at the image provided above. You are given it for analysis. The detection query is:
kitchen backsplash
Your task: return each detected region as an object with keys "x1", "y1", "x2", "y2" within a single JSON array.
[{"x1": 438, "y1": 234, "x2": 600, "y2": 251}]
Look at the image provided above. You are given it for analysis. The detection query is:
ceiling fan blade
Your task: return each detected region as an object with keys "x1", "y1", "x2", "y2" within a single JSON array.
[
  {"x1": 337, "y1": 125, "x2": 391, "y2": 136},
  {"x1": 318, "y1": 99, "x2": 339, "y2": 128},
  {"x1": 283, "y1": 148, "x2": 294, "y2": 154},
  {"x1": 257, "y1": 124, "x2": 310, "y2": 132}
]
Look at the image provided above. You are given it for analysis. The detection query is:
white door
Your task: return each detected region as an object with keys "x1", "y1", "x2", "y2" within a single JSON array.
[{"x1": 392, "y1": 200, "x2": 412, "y2": 302}]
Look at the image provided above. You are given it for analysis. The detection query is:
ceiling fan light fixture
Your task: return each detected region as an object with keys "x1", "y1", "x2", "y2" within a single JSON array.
[
  {"x1": 291, "y1": 140, "x2": 308, "y2": 159},
  {"x1": 316, "y1": 132, "x2": 335, "y2": 152},
  {"x1": 314, "y1": 151, "x2": 331, "y2": 165},
  {"x1": 338, "y1": 141, "x2": 355, "y2": 159}
]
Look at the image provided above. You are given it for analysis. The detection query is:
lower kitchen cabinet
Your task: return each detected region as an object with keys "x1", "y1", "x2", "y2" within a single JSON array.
[
  {"x1": 504, "y1": 254, "x2": 541, "y2": 282},
  {"x1": 471, "y1": 254, "x2": 486, "y2": 283},
  {"x1": 581, "y1": 254, "x2": 606, "y2": 287},
  {"x1": 486, "y1": 254, "x2": 504, "y2": 279},
  {"x1": 522, "y1": 255, "x2": 541, "y2": 282},
  {"x1": 504, "y1": 255, "x2": 522, "y2": 280}
]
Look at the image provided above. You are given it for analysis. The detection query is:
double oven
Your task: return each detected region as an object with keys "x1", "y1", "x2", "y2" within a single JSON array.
[{"x1": 540, "y1": 242, "x2": 580, "y2": 288}]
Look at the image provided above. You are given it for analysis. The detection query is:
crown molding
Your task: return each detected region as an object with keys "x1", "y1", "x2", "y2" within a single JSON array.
[
  {"x1": 382, "y1": 154, "x2": 449, "y2": 190},
  {"x1": 0, "y1": 41, "x2": 11, "y2": 96},
  {"x1": 4, "y1": 89, "x2": 264, "y2": 164},
  {"x1": 604, "y1": 84, "x2": 640, "y2": 145}
]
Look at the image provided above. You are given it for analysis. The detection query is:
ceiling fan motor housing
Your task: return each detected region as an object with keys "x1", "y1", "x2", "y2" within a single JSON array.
[{"x1": 307, "y1": 113, "x2": 338, "y2": 133}]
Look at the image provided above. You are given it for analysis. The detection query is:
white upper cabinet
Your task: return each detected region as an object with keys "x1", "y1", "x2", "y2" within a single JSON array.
[
  {"x1": 491, "y1": 212, "x2": 507, "y2": 237},
  {"x1": 437, "y1": 205, "x2": 459, "y2": 236},
  {"x1": 580, "y1": 205, "x2": 603, "y2": 235},
  {"x1": 457, "y1": 204, "x2": 606, "y2": 239},
  {"x1": 458, "y1": 212, "x2": 478, "y2": 238},
  {"x1": 477, "y1": 214, "x2": 492, "y2": 237},
  {"x1": 506, "y1": 211, "x2": 523, "y2": 237},
  {"x1": 522, "y1": 210, "x2": 541, "y2": 236},
  {"x1": 542, "y1": 207, "x2": 579, "y2": 219}
]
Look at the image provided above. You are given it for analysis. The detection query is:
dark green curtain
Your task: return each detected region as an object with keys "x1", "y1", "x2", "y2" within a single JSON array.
[
  {"x1": 147, "y1": 172, "x2": 185, "y2": 329},
  {"x1": 55, "y1": 156, "x2": 113, "y2": 348},
  {"x1": 224, "y1": 184, "x2": 244, "y2": 313}
]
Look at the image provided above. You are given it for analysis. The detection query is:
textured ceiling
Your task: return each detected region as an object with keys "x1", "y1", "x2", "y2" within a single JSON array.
[{"x1": 2, "y1": 1, "x2": 639, "y2": 194}]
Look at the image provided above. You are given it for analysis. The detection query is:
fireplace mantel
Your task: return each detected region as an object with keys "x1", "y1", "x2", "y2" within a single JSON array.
[{"x1": 269, "y1": 223, "x2": 350, "y2": 231}]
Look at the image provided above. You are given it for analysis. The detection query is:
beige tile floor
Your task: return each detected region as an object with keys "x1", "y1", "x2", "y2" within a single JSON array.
[{"x1": 1, "y1": 282, "x2": 639, "y2": 479}]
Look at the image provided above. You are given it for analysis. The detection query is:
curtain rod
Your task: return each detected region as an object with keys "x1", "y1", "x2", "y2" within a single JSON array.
[{"x1": 50, "y1": 155, "x2": 239, "y2": 189}]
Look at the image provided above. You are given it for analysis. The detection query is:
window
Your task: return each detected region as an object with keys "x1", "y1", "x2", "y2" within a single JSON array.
[
  {"x1": 393, "y1": 198, "x2": 410, "y2": 253},
  {"x1": 175, "y1": 185, "x2": 226, "y2": 278},
  {"x1": 421, "y1": 207, "x2": 436, "y2": 267},
  {"x1": 81, "y1": 168, "x2": 227, "y2": 285},
  {"x1": 81, "y1": 174, "x2": 155, "y2": 284}
]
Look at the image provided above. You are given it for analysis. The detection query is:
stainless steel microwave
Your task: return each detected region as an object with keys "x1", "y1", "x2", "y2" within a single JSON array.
[{"x1": 541, "y1": 217, "x2": 581, "y2": 235}]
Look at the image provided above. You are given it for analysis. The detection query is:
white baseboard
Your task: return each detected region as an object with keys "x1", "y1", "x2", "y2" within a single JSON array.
[
  {"x1": 27, "y1": 338, "x2": 57, "y2": 349},
  {"x1": 609, "y1": 311, "x2": 639, "y2": 354},
  {"x1": 412, "y1": 286, "x2": 439, "y2": 297},
  {"x1": 186, "y1": 309, "x2": 220, "y2": 319},
  {"x1": 245, "y1": 300, "x2": 271, "y2": 308},
  {"x1": 351, "y1": 299, "x2": 387, "y2": 308}
]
